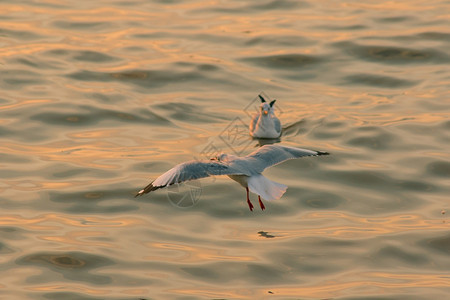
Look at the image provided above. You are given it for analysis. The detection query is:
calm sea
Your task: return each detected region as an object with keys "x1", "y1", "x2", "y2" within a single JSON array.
[{"x1": 0, "y1": 0, "x2": 449, "y2": 299}]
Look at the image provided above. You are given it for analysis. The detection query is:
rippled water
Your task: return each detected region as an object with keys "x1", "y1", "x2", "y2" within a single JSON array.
[{"x1": 1, "y1": 0, "x2": 449, "y2": 299}]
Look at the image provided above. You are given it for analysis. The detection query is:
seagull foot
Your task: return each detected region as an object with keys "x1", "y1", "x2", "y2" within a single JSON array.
[
  {"x1": 246, "y1": 187, "x2": 254, "y2": 211},
  {"x1": 258, "y1": 196, "x2": 265, "y2": 210},
  {"x1": 247, "y1": 199, "x2": 254, "y2": 211}
]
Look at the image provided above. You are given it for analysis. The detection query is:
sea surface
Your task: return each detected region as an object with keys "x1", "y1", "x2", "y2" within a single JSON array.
[{"x1": 1, "y1": 0, "x2": 449, "y2": 299}]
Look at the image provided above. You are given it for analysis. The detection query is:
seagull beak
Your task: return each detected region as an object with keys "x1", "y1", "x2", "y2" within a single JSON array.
[{"x1": 263, "y1": 110, "x2": 268, "y2": 115}]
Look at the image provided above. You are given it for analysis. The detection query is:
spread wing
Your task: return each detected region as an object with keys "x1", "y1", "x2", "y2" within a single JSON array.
[
  {"x1": 135, "y1": 160, "x2": 245, "y2": 197},
  {"x1": 245, "y1": 144, "x2": 329, "y2": 173}
]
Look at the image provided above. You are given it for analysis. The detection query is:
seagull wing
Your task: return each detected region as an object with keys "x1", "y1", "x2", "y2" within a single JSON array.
[
  {"x1": 249, "y1": 114, "x2": 259, "y2": 135},
  {"x1": 273, "y1": 117, "x2": 282, "y2": 135},
  {"x1": 245, "y1": 144, "x2": 329, "y2": 173},
  {"x1": 135, "y1": 160, "x2": 245, "y2": 197}
]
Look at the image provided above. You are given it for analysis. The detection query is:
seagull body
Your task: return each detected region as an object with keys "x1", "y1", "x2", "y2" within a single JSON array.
[
  {"x1": 135, "y1": 145, "x2": 329, "y2": 211},
  {"x1": 249, "y1": 95, "x2": 281, "y2": 139}
]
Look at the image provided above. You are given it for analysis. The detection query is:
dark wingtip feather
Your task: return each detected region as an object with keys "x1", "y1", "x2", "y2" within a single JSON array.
[
  {"x1": 134, "y1": 181, "x2": 160, "y2": 197},
  {"x1": 258, "y1": 95, "x2": 266, "y2": 102},
  {"x1": 316, "y1": 151, "x2": 330, "y2": 156}
]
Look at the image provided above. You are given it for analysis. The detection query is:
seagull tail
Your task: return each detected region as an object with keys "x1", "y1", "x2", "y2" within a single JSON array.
[
  {"x1": 248, "y1": 175, "x2": 287, "y2": 201},
  {"x1": 135, "y1": 181, "x2": 159, "y2": 197}
]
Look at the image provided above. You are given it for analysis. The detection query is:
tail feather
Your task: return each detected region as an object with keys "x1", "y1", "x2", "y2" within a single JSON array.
[{"x1": 248, "y1": 175, "x2": 287, "y2": 201}]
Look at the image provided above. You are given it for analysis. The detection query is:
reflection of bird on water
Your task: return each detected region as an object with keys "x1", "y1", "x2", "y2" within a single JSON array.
[
  {"x1": 249, "y1": 95, "x2": 281, "y2": 139},
  {"x1": 135, "y1": 145, "x2": 329, "y2": 211}
]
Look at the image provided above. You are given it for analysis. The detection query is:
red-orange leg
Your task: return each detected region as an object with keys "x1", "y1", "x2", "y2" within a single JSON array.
[
  {"x1": 246, "y1": 187, "x2": 254, "y2": 211},
  {"x1": 258, "y1": 195, "x2": 265, "y2": 210}
]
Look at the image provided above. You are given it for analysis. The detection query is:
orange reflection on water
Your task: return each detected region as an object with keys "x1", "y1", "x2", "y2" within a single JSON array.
[
  {"x1": 1, "y1": 178, "x2": 115, "y2": 192},
  {"x1": 28, "y1": 284, "x2": 110, "y2": 296},
  {"x1": 0, "y1": 127, "x2": 202, "y2": 170},
  {"x1": 0, "y1": 98, "x2": 55, "y2": 111},
  {"x1": 0, "y1": 43, "x2": 64, "y2": 57},
  {"x1": 41, "y1": 230, "x2": 113, "y2": 248},
  {"x1": 288, "y1": 90, "x2": 449, "y2": 127},
  {"x1": 263, "y1": 271, "x2": 450, "y2": 298},
  {"x1": 232, "y1": 212, "x2": 448, "y2": 241},
  {"x1": 28, "y1": 281, "x2": 150, "y2": 298},
  {"x1": 345, "y1": 1, "x2": 436, "y2": 11},
  {"x1": 172, "y1": 271, "x2": 449, "y2": 299},
  {"x1": 0, "y1": 213, "x2": 144, "y2": 230},
  {"x1": 145, "y1": 242, "x2": 255, "y2": 263},
  {"x1": 170, "y1": 287, "x2": 252, "y2": 300}
]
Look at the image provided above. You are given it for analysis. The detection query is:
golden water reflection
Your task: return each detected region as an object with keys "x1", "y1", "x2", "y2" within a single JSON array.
[
  {"x1": 171, "y1": 271, "x2": 449, "y2": 299},
  {"x1": 265, "y1": 272, "x2": 450, "y2": 298},
  {"x1": 0, "y1": 213, "x2": 144, "y2": 229},
  {"x1": 27, "y1": 284, "x2": 111, "y2": 296},
  {"x1": 145, "y1": 242, "x2": 255, "y2": 263},
  {"x1": 1, "y1": 0, "x2": 449, "y2": 298},
  {"x1": 228, "y1": 212, "x2": 449, "y2": 241}
]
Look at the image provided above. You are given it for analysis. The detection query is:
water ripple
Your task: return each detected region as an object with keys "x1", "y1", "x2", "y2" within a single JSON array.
[
  {"x1": 51, "y1": 21, "x2": 115, "y2": 32},
  {"x1": 241, "y1": 53, "x2": 325, "y2": 71},
  {"x1": 334, "y1": 41, "x2": 449, "y2": 64},
  {"x1": 343, "y1": 73, "x2": 418, "y2": 88},
  {"x1": 1, "y1": 69, "x2": 48, "y2": 88},
  {"x1": 0, "y1": 28, "x2": 46, "y2": 41},
  {"x1": 193, "y1": 0, "x2": 308, "y2": 14},
  {"x1": 17, "y1": 251, "x2": 114, "y2": 284},
  {"x1": 421, "y1": 232, "x2": 450, "y2": 254},
  {"x1": 1, "y1": 0, "x2": 449, "y2": 298},
  {"x1": 66, "y1": 66, "x2": 250, "y2": 91},
  {"x1": 44, "y1": 49, "x2": 121, "y2": 63},
  {"x1": 29, "y1": 105, "x2": 172, "y2": 127}
]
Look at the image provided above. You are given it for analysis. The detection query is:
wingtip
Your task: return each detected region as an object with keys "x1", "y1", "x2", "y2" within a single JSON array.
[
  {"x1": 134, "y1": 189, "x2": 145, "y2": 198},
  {"x1": 134, "y1": 181, "x2": 160, "y2": 198},
  {"x1": 316, "y1": 150, "x2": 330, "y2": 156}
]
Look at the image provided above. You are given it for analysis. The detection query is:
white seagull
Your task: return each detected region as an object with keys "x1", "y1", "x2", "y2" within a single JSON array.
[
  {"x1": 135, "y1": 145, "x2": 329, "y2": 211},
  {"x1": 249, "y1": 95, "x2": 281, "y2": 138}
]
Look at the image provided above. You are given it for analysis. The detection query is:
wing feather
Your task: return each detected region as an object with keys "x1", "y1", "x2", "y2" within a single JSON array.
[
  {"x1": 249, "y1": 114, "x2": 259, "y2": 135},
  {"x1": 135, "y1": 160, "x2": 245, "y2": 197},
  {"x1": 245, "y1": 145, "x2": 329, "y2": 173},
  {"x1": 273, "y1": 117, "x2": 282, "y2": 136}
]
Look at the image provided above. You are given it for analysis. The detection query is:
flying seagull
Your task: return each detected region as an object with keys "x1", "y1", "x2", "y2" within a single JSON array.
[
  {"x1": 135, "y1": 144, "x2": 329, "y2": 211},
  {"x1": 249, "y1": 95, "x2": 281, "y2": 139}
]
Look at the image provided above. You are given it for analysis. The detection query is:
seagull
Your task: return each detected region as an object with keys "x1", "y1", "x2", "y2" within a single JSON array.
[
  {"x1": 249, "y1": 95, "x2": 281, "y2": 139},
  {"x1": 135, "y1": 145, "x2": 329, "y2": 211}
]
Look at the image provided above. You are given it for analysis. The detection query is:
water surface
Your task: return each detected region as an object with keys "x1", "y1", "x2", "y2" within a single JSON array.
[{"x1": 0, "y1": 0, "x2": 449, "y2": 299}]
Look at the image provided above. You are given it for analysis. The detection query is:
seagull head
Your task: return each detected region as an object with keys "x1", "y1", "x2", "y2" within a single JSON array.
[
  {"x1": 258, "y1": 95, "x2": 276, "y2": 117},
  {"x1": 260, "y1": 101, "x2": 275, "y2": 116}
]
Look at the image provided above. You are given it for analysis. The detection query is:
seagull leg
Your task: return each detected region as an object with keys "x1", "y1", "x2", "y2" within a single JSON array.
[
  {"x1": 246, "y1": 187, "x2": 254, "y2": 211},
  {"x1": 258, "y1": 195, "x2": 265, "y2": 210}
]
